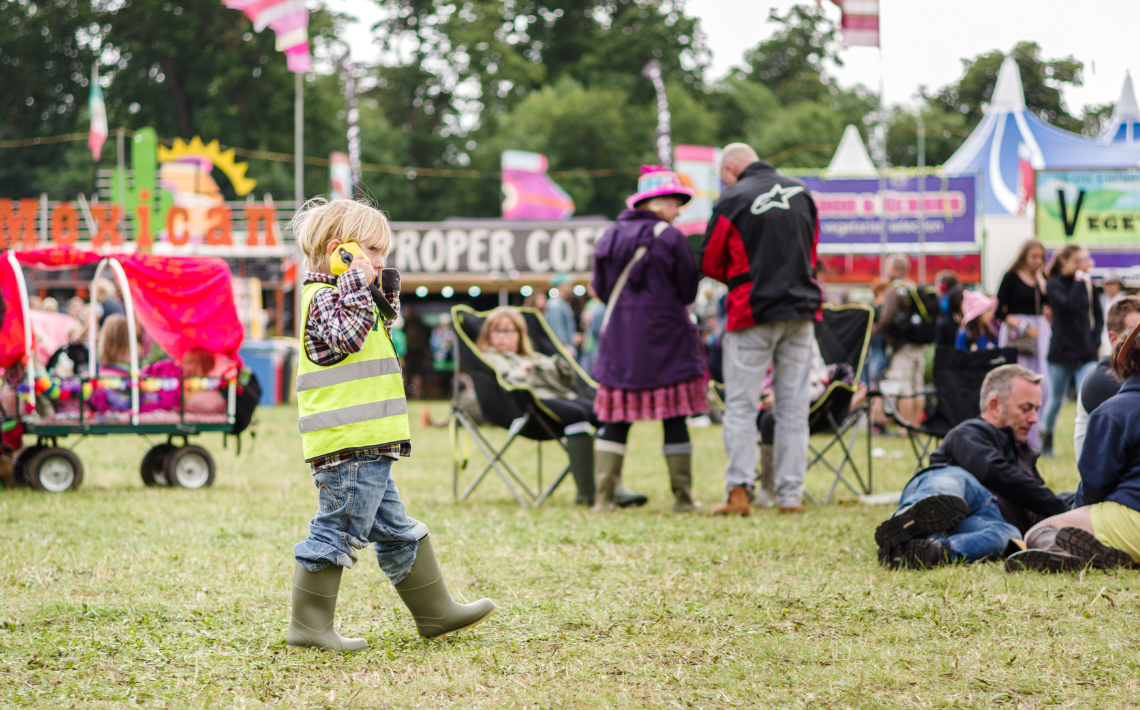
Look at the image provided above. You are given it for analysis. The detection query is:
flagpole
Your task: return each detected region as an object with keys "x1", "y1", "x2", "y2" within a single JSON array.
[
  {"x1": 294, "y1": 71, "x2": 304, "y2": 205},
  {"x1": 877, "y1": 47, "x2": 887, "y2": 278}
]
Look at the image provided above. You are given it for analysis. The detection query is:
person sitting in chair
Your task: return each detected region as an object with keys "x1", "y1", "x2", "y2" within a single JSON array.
[
  {"x1": 1008, "y1": 324, "x2": 1140, "y2": 572},
  {"x1": 875, "y1": 365, "x2": 1070, "y2": 569},
  {"x1": 473, "y1": 307, "x2": 646, "y2": 508}
]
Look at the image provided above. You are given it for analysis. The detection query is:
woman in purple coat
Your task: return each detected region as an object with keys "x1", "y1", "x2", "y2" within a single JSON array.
[{"x1": 591, "y1": 166, "x2": 709, "y2": 513}]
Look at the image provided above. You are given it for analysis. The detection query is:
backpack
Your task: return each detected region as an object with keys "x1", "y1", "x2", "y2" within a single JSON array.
[
  {"x1": 224, "y1": 370, "x2": 262, "y2": 455},
  {"x1": 903, "y1": 285, "x2": 942, "y2": 345}
]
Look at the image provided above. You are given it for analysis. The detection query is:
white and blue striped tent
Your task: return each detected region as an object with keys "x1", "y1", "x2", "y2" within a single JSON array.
[
  {"x1": 1100, "y1": 72, "x2": 1140, "y2": 145},
  {"x1": 945, "y1": 57, "x2": 1140, "y2": 215}
]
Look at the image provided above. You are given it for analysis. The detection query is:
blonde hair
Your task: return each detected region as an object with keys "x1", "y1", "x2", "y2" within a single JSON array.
[
  {"x1": 292, "y1": 197, "x2": 392, "y2": 273},
  {"x1": 475, "y1": 308, "x2": 533, "y2": 356},
  {"x1": 98, "y1": 314, "x2": 131, "y2": 366},
  {"x1": 638, "y1": 196, "x2": 679, "y2": 219}
]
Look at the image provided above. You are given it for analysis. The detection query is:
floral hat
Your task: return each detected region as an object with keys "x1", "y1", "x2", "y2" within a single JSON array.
[{"x1": 626, "y1": 165, "x2": 695, "y2": 210}]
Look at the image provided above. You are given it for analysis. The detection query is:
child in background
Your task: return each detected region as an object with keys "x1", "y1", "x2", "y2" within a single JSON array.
[
  {"x1": 286, "y1": 198, "x2": 494, "y2": 651},
  {"x1": 181, "y1": 348, "x2": 226, "y2": 415},
  {"x1": 956, "y1": 290, "x2": 999, "y2": 351}
]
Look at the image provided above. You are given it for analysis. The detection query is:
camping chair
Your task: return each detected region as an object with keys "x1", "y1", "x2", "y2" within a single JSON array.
[
  {"x1": 449, "y1": 304, "x2": 597, "y2": 508},
  {"x1": 886, "y1": 346, "x2": 1019, "y2": 472},
  {"x1": 801, "y1": 303, "x2": 876, "y2": 505}
]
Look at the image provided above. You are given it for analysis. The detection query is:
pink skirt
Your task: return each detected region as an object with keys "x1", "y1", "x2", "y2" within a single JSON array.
[{"x1": 593, "y1": 374, "x2": 710, "y2": 423}]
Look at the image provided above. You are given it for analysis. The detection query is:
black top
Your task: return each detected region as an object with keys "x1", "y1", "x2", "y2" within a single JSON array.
[
  {"x1": 1046, "y1": 274, "x2": 1103, "y2": 367},
  {"x1": 925, "y1": 417, "x2": 1069, "y2": 534},
  {"x1": 995, "y1": 270, "x2": 1046, "y2": 321},
  {"x1": 1080, "y1": 356, "x2": 1121, "y2": 415}
]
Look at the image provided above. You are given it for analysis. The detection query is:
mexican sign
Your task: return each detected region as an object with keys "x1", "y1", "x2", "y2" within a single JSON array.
[
  {"x1": 801, "y1": 175, "x2": 977, "y2": 253},
  {"x1": 1036, "y1": 169, "x2": 1140, "y2": 245},
  {"x1": 389, "y1": 220, "x2": 609, "y2": 276}
]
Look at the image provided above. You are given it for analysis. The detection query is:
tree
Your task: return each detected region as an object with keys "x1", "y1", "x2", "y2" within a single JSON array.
[
  {"x1": 930, "y1": 41, "x2": 1084, "y2": 133},
  {"x1": 742, "y1": 4, "x2": 844, "y2": 106}
]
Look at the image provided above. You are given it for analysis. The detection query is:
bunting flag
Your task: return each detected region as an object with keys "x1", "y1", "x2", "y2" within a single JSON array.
[
  {"x1": 88, "y1": 65, "x2": 108, "y2": 162},
  {"x1": 501, "y1": 151, "x2": 574, "y2": 221},
  {"x1": 826, "y1": 1, "x2": 880, "y2": 48},
  {"x1": 222, "y1": 0, "x2": 312, "y2": 73}
]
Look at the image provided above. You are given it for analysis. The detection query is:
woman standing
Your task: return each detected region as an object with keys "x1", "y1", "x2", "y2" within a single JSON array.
[
  {"x1": 1040, "y1": 244, "x2": 1103, "y2": 457},
  {"x1": 591, "y1": 166, "x2": 708, "y2": 513},
  {"x1": 996, "y1": 239, "x2": 1051, "y2": 449}
]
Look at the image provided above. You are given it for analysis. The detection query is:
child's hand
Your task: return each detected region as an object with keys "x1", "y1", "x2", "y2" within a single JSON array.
[{"x1": 350, "y1": 252, "x2": 376, "y2": 284}]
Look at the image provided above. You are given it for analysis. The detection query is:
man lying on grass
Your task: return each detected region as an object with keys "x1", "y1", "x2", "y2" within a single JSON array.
[{"x1": 876, "y1": 364, "x2": 1071, "y2": 569}]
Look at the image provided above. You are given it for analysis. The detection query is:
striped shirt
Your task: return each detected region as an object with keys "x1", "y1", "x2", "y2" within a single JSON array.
[{"x1": 303, "y1": 270, "x2": 411, "y2": 470}]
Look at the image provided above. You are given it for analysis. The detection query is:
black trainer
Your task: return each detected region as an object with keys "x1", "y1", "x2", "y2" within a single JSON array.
[
  {"x1": 1005, "y1": 548, "x2": 1086, "y2": 573},
  {"x1": 1056, "y1": 527, "x2": 1135, "y2": 569},
  {"x1": 875, "y1": 494, "x2": 969, "y2": 551},
  {"x1": 897, "y1": 538, "x2": 950, "y2": 569}
]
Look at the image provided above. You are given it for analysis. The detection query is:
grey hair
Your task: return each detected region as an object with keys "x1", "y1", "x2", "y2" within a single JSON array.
[{"x1": 979, "y1": 364, "x2": 1042, "y2": 411}]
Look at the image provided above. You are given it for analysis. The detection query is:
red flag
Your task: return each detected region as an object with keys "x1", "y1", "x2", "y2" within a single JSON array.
[{"x1": 829, "y1": 1, "x2": 879, "y2": 48}]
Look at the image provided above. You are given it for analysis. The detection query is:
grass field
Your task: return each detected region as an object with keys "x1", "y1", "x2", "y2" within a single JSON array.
[{"x1": 2, "y1": 400, "x2": 1138, "y2": 709}]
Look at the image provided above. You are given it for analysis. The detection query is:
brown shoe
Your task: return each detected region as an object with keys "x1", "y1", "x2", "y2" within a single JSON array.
[
  {"x1": 778, "y1": 505, "x2": 806, "y2": 514},
  {"x1": 712, "y1": 486, "x2": 751, "y2": 517}
]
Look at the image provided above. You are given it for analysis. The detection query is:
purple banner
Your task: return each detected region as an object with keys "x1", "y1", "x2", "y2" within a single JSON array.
[{"x1": 801, "y1": 175, "x2": 977, "y2": 251}]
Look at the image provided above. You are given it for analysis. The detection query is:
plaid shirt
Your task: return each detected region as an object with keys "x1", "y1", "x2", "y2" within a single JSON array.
[{"x1": 303, "y1": 270, "x2": 411, "y2": 469}]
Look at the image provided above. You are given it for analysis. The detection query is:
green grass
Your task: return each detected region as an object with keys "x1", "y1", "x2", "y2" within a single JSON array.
[{"x1": 2, "y1": 401, "x2": 1138, "y2": 708}]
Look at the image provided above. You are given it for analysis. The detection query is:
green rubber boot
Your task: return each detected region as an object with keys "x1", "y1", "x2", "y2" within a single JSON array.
[
  {"x1": 286, "y1": 562, "x2": 368, "y2": 651},
  {"x1": 665, "y1": 444, "x2": 702, "y2": 513},
  {"x1": 591, "y1": 443, "x2": 625, "y2": 513},
  {"x1": 565, "y1": 433, "x2": 595, "y2": 506},
  {"x1": 394, "y1": 536, "x2": 496, "y2": 639}
]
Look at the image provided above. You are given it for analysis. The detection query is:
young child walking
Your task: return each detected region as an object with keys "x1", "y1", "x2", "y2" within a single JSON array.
[{"x1": 286, "y1": 198, "x2": 495, "y2": 651}]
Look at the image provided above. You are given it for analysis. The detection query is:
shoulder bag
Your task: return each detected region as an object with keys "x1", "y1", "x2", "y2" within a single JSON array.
[
  {"x1": 599, "y1": 221, "x2": 668, "y2": 334},
  {"x1": 1012, "y1": 280, "x2": 1040, "y2": 356}
]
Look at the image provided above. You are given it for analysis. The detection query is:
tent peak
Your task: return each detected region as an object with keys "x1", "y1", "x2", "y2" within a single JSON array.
[
  {"x1": 826, "y1": 124, "x2": 877, "y2": 177},
  {"x1": 991, "y1": 56, "x2": 1025, "y2": 112},
  {"x1": 1113, "y1": 71, "x2": 1140, "y2": 121}
]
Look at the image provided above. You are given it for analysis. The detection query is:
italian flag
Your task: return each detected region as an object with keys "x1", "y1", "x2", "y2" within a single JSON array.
[{"x1": 88, "y1": 64, "x2": 108, "y2": 162}]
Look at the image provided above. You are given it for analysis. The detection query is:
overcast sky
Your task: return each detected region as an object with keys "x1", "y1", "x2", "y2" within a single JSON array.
[{"x1": 326, "y1": 0, "x2": 1139, "y2": 115}]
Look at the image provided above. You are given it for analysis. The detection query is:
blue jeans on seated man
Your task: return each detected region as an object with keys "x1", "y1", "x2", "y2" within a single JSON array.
[
  {"x1": 899, "y1": 466, "x2": 1020, "y2": 562},
  {"x1": 294, "y1": 452, "x2": 428, "y2": 584}
]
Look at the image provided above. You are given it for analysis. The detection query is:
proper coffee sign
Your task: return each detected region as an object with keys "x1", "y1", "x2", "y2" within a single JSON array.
[{"x1": 388, "y1": 220, "x2": 610, "y2": 275}]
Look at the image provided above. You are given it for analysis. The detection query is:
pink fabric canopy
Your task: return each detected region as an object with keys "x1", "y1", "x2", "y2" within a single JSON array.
[{"x1": 1, "y1": 247, "x2": 244, "y2": 367}]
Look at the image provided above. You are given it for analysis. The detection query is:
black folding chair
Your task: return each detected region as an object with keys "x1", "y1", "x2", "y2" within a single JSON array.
[
  {"x1": 803, "y1": 304, "x2": 875, "y2": 505},
  {"x1": 888, "y1": 346, "x2": 1019, "y2": 471},
  {"x1": 449, "y1": 304, "x2": 597, "y2": 508}
]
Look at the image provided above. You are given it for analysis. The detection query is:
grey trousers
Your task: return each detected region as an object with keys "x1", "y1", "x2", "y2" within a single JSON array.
[{"x1": 722, "y1": 319, "x2": 814, "y2": 506}]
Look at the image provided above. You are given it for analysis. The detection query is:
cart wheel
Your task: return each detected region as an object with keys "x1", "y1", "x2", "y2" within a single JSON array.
[
  {"x1": 13, "y1": 445, "x2": 45, "y2": 487},
  {"x1": 26, "y1": 448, "x2": 83, "y2": 493},
  {"x1": 140, "y1": 443, "x2": 177, "y2": 487},
  {"x1": 165, "y1": 445, "x2": 215, "y2": 489}
]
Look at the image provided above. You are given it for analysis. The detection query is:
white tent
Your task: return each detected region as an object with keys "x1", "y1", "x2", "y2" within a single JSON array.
[
  {"x1": 826, "y1": 125, "x2": 877, "y2": 177},
  {"x1": 1100, "y1": 72, "x2": 1140, "y2": 145}
]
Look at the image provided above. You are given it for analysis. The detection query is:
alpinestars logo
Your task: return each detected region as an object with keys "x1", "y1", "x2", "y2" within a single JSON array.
[{"x1": 750, "y1": 183, "x2": 805, "y2": 215}]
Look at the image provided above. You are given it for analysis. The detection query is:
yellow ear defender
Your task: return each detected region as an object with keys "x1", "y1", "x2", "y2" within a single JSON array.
[{"x1": 330, "y1": 241, "x2": 367, "y2": 277}]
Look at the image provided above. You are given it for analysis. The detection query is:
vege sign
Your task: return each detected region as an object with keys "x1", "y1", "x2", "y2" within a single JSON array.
[{"x1": 1036, "y1": 169, "x2": 1140, "y2": 244}]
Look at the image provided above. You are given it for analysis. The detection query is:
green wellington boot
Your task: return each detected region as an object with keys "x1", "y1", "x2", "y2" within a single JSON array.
[
  {"x1": 286, "y1": 562, "x2": 369, "y2": 651},
  {"x1": 665, "y1": 444, "x2": 702, "y2": 513},
  {"x1": 591, "y1": 442, "x2": 625, "y2": 512},
  {"x1": 394, "y1": 535, "x2": 496, "y2": 640},
  {"x1": 565, "y1": 434, "x2": 595, "y2": 506}
]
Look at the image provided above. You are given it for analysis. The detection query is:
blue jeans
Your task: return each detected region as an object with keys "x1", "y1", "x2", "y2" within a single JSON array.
[
  {"x1": 899, "y1": 466, "x2": 1020, "y2": 562},
  {"x1": 1042, "y1": 361, "x2": 1097, "y2": 434},
  {"x1": 294, "y1": 452, "x2": 428, "y2": 584}
]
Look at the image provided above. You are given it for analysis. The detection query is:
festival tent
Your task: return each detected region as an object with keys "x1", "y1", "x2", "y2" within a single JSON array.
[
  {"x1": 943, "y1": 56, "x2": 1140, "y2": 290},
  {"x1": 1100, "y1": 72, "x2": 1140, "y2": 145},
  {"x1": 825, "y1": 125, "x2": 877, "y2": 177}
]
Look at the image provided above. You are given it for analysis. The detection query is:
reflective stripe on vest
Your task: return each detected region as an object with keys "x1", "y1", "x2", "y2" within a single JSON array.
[{"x1": 297, "y1": 282, "x2": 411, "y2": 461}]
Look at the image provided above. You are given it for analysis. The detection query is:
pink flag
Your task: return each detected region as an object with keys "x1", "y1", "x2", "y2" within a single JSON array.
[
  {"x1": 88, "y1": 65, "x2": 108, "y2": 161},
  {"x1": 222, "y1": 0, "x2": 311, "y2": 73},
  {"x1": 501, "y1": 151, "x2": 575, "y2": 221},
  {"x1": 829, "y1": 1, "x2": 879, "y2": 48}
]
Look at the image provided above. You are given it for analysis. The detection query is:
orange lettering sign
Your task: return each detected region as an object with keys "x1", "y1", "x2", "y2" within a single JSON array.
[
  {"x1": 135, "y1": 189, "x2": 152, "y2": 252},
  {"x1": 0, "y1": 198, "x2": 38, "y2": 249},
  {"x1": 89, "y1": 205, "x2": 123, "y2": 249},
  {"x1": 50, "y1": 202, "x2": 79, "y2": 245},
  {"x1": 205, "y1": 206, "x2": 233, "y2": 246},
  {"x1": 244, "y1": 206, "x2": 277, "y2": 247},
  {"x1": 166, "y1": 206, "x2": 190, "y2": 246}
]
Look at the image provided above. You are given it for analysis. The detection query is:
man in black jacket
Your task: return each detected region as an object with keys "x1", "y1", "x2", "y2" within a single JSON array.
[
  {"x1": 875, "y1": 364, "x2": 1070, "y2": 568},
  {"x1": 698, "y1": 143, "x2": 823, "y2": 516}
]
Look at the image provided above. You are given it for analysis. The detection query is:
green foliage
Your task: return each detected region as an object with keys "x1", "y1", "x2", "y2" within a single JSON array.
[
  {"x1": 743, "y1": 4, "x2": 844, "y2": 106},
  {"x1": 885, "y1": 104, "x2": 971, "y2": 168},
  {"x1": 931, "y1": 41, "x2": 1085, "y2": 133}
]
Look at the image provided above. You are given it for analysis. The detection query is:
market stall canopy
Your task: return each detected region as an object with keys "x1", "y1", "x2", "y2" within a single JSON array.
[
  {"x1": 1, "y1": 247, "x2": 243, "y2": 367},
  {"x1": 826, "y1": 125, "x2": 878, "y2": 177},
  {"x1": 944, "y1": 57, "x2": 1140, "y2": 215},
  {"x1": 1100, "y1": 72, "x2": 1140, "y2": 145}
]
